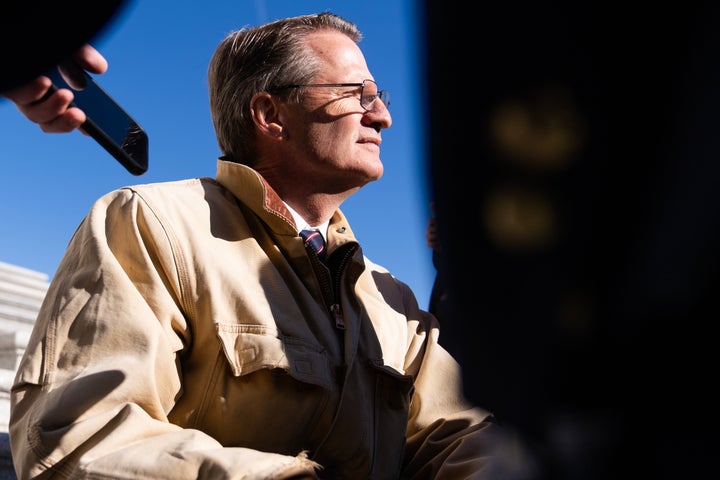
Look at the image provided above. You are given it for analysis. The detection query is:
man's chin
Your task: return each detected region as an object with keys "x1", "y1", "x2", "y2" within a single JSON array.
[{"x1": 366, "y1": 157, "x2": 384, "y2": 180}]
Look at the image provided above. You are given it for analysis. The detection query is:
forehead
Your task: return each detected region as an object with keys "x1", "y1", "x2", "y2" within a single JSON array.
[{"x1": 304, "y1": 30, "x2": 370, "y2": 80}]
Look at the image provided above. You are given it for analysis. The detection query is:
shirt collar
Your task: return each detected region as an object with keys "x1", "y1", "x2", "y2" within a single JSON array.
[{"x1": 284, "y1": 202, "x2": 329, "y2": 242}]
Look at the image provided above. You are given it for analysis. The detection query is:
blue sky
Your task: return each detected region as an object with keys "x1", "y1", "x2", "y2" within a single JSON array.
[{"x1": 0, "y1": 0, "x2": 436, "y2": 309}]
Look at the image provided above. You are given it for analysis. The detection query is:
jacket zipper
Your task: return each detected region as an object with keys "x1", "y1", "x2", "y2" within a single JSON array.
[{"x1": 324, "y1": 243, "x2": 359, "y2": 331}]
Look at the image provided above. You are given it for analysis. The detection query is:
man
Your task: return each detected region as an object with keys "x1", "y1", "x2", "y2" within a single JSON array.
[{"x1": 5, "y1": 13, "x2": 507, "y2": 480}]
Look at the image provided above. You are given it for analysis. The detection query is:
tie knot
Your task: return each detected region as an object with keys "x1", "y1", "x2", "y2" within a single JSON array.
[{"x1": 300, "y1": 229, "x2": 326, "y2": 261}]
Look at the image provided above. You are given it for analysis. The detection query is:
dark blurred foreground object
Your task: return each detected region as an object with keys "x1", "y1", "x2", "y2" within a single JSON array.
[
  {"x1": 0, "y1": 1, "x2": 128, "y2": 93},
  {"x1": 424, "y1": 1, "x2": 720, "y2": 479}
]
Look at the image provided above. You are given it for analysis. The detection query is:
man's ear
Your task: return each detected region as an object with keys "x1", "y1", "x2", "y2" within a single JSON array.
[{"x1": 250, "y1": 92, "x2": 284, "y2": 139}]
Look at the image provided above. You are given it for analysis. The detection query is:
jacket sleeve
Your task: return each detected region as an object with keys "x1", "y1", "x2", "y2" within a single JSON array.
[
  {"x1": 397, "y1": 281, "x2": 532, "y2": 480},
  {"x1": 9, "y1": 188, "x2": 319, "y2": 480}
]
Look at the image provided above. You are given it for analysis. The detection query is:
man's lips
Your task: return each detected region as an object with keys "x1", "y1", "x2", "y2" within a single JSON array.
[{"x1": 358, "y1": 137, "x2": 381, "y2": 146}]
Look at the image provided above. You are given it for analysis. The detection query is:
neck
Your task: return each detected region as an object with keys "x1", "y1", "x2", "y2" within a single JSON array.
[
  {"x1": 280, "y1": 190, "x2": 353, "y2": 226},
  {"x1": 256, "y1": 163, "x2": 360, "y2": 226}
]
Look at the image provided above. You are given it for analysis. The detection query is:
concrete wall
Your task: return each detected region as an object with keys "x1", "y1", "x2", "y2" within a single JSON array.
[{"x1": 0, "y1": 261, "x2": 50, "y2": 479}]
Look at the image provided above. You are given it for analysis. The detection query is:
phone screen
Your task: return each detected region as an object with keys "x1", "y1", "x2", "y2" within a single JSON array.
[{"x1": 47, "y1": 66, "x2": 148, "y2": 175}]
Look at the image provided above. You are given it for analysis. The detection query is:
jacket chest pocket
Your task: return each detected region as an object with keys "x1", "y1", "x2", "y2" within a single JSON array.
[
  {"x1": 196, "y1": 323, "x2": 337, "y2": 451},
  {"x1": 215, "y1": 323, "x2": 333, "y2": 387}
]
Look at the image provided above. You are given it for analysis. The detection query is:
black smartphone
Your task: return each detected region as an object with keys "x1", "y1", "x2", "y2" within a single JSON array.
[{"x1": 46, "y1": 61, "x2": 148, "y2": 175}]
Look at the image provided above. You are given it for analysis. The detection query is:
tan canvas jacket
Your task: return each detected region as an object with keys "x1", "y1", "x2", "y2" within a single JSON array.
[{"x1": 10, "y1": 159, "x2": 497, "y2": 479}]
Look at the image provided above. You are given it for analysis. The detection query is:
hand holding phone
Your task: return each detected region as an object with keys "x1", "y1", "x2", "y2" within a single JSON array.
[{"x1": 47, "y1": 61, "x2": 148, "y2": 175}]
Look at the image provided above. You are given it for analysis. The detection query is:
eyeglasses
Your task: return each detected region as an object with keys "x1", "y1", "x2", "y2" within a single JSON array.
[{"x1": 270, "y1": 79, "x2": 390, "y2": 111}]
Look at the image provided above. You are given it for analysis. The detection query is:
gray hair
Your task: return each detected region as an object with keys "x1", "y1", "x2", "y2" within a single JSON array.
[{"x1": 207, "y1": 12, "x2": 362, "y2": 165}]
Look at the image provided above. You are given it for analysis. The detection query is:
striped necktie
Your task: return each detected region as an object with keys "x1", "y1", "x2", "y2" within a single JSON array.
[{"x1": 300, "y1": 229, "x2": 326, "y2": 261}]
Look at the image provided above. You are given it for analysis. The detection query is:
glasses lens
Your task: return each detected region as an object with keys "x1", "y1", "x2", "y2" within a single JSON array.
[
  {"x1": 360, "y1": 80, "x2": 389, "y2": 110},
  {"x1": 361, "y1": 80, "x2": 378, "y2": 110},
  {"x1": 378, "y1": 90, "x2": 390, "y2": 109}
]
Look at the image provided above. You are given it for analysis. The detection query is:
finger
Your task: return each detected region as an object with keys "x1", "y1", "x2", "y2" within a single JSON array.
[
  {"x1": 1, "y1": 76, "x2": 53, "y2": 106},
  {"x1": 73, "y1": 44, "x2": 108, "y2": 75},
  {"x1": 18, "y1": 88, "x2": 82, "y2": 127},
  {"x1": 39, "y1": 107, "x2": 87, "y2": 133}
]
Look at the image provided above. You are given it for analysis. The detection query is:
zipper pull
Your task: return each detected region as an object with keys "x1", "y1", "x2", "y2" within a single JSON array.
[{"x1": 331, "y1": 304, "x2": 345, "y2": 330}]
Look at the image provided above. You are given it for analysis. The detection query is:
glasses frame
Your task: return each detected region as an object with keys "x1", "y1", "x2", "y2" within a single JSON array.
[{"x1": 270, "y1": 79, "x2": 389, "y2": 111}]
